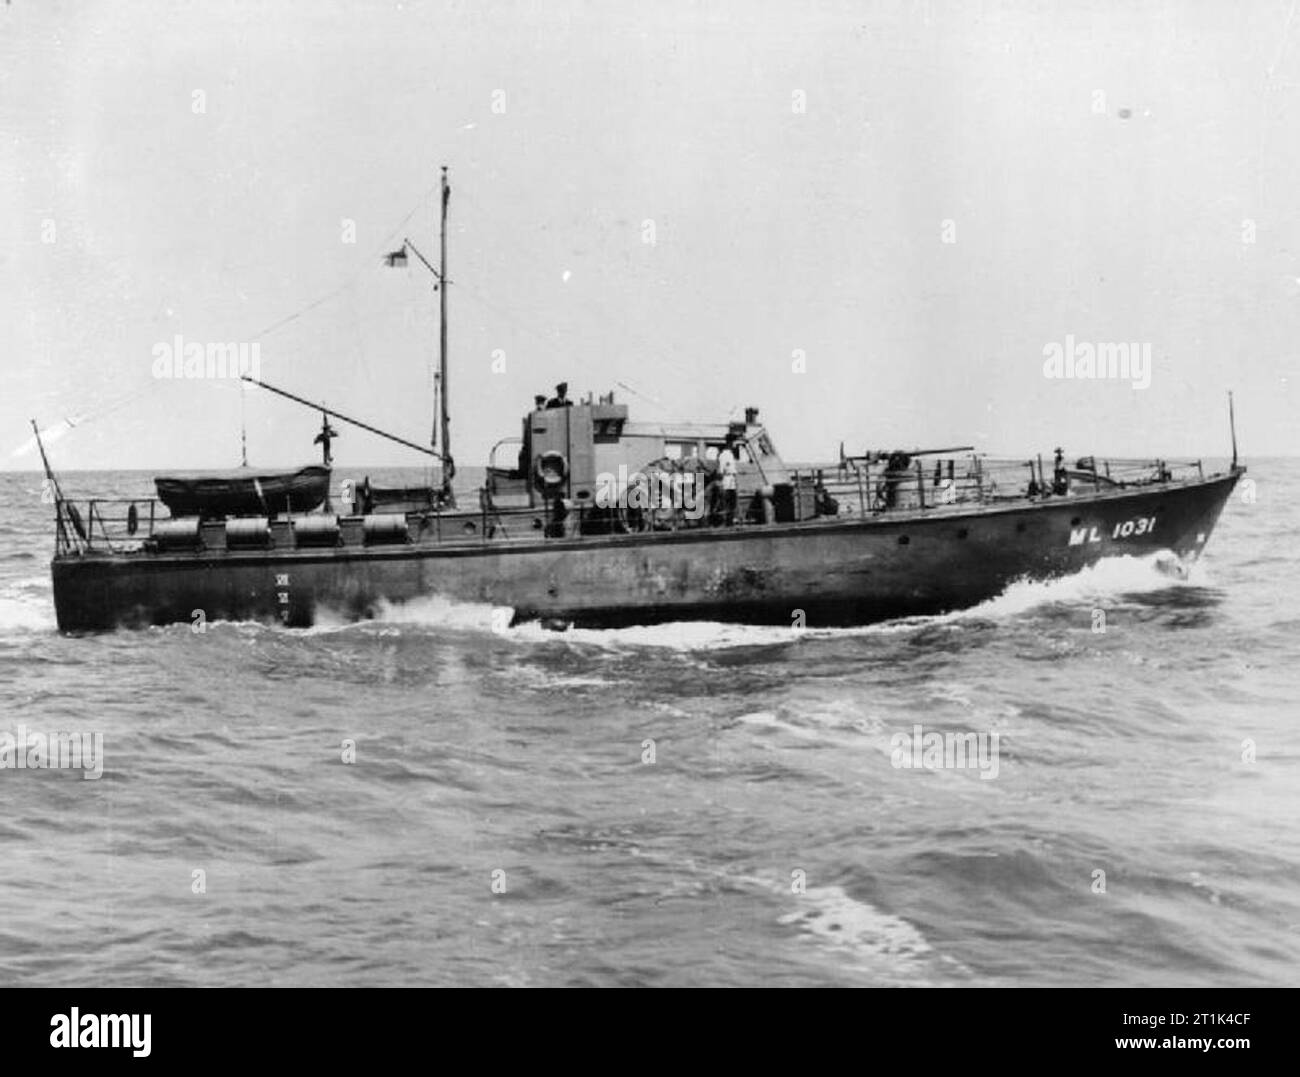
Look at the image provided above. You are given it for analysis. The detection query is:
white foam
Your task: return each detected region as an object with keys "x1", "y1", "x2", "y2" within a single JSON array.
[
  {"x1": 0, "y1": 595, "x2": 55, "y2": 633},
  {"x1": 776, "y1": 883, "x2": 937, "y2": 967},
  {"x1": 0, "y1": 574, "x2": 55, "y2": 633},
  {"x1": 733, "y1": 872, "x2": 969, "y2": 981},
  {"x1": 506, "y1": 617, "x2": 809, "y2": 651},
  {"x1": 649, "y1": 856, "x2": 957, "y2": 980},
  {"x1": 4, "y1": 574, "x2": 52, "y2": 594},
  {"x1": 955, "y1": 550, "x2": 1206, "y2": 622},
  {"x1": 369, "y1": 594, "x2": 504, "y2": 631},
  {"x1": 733, "y1": 710, "x2": 829, "y2": 742}
]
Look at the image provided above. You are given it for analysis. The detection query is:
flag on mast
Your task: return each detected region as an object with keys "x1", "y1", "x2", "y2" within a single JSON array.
[{"x1": 11, "y1": 416, "x2": 81, "y2": 458}]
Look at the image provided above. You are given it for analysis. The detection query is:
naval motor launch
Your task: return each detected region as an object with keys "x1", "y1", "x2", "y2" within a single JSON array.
[{"x1": 42, "y1": 169, "x2": 1244, "y2": 632}]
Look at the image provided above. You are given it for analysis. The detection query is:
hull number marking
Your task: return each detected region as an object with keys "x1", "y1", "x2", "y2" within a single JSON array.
[{"x1": 1069, "y1": 516, "x2": 1156, "y2": 546}]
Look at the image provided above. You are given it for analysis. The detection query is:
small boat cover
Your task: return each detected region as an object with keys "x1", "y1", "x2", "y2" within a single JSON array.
[{"x1": 155, "y1": 465, "x2": 331, "y2": 517}]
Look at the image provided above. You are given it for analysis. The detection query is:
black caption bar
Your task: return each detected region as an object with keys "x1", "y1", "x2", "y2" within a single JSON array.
[{"x1": 0, "y1": 987, "x2": 1287, "y2": 1064}]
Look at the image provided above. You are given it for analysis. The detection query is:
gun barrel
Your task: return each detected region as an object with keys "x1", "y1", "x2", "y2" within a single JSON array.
[{"x1": 845, "y1": 445, "x2": 975, "y2": 461}]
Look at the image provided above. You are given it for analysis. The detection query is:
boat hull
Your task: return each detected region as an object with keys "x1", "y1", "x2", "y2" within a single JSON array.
[{"x1": 50, "y1": 470, "x2": 1242, "y2": 632}]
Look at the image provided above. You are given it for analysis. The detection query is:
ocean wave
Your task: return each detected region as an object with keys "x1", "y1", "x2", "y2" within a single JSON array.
[
  {"x1": 2, "y1": 574, "x2": 53, "y2": 594},
  {"x1": 0, "y1": 596, "x2": 56, "y2": 633},
  {"x1": 368, "y1": 594, "x2": 503, "y2": 632},
  {"x1": 776, "y1": 884, "x2": 938, "y2": 970},
  {"x1": 958, "y1": 551, "x2": 1207, "y2": 620},
  {"x1": 119, "y1": 595, "x2": 506, "y2": 640},
  {"x1": 751, "y1": 873, "x2": 970, "y2": 983},
  {"x1": 640, "y1": 850, "x2": 966, "y2": 982}
]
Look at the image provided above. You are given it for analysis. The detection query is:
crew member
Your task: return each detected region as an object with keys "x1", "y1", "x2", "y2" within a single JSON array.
[
  {"x1": 545, "y1": 382, "x2": 573, "y2": 408},
  {"x1": 814, "y1": 473, "x2": 839, "y2": 516},
  {"x1": 882, "y1": 450, "x2": 911, "y2": 510},
  {"x1": 533, "y1": 394, "x2": 547, "y2": 410},
  {"x1": 718, "y1": 440, "x2": 739, "y2": 525},
  {"x1": 1052, "y1": 447, "x2": 1069, "y2": 495}
]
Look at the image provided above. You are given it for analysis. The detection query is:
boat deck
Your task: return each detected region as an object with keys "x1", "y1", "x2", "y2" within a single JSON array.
[{"x1": 49, "y1": 456, "x2": 1223, "y2": 561}]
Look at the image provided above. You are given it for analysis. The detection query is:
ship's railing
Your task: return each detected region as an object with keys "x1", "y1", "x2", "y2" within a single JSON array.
[
  {"x1": 790, "y1": 455, "x2": 1207, "y2": 519},
  {"x1": 53, "y1": 498, "x2": 162, "y2": 555},
  {"x1": 52, "y1": 454, "x2": 1211, "y2": 555},
  {"x1": 49, "y1": 494, "x2": 631, "y2": 553}
]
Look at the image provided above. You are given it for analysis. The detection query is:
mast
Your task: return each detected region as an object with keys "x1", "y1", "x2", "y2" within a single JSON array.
[
  {"x1": 437, "y1": 165, "x2": 453, "y2": 498},
  {"x1": 30, "y1": 419, "x2": 65, "y2": 503},
  {"x1": 240, "y1": 378, "x2": 248, "y2": 467},
  {"x1": 31, "y1": 419, "x2": 73, "y2": 553},
  {"x1": 383, "y1": 167, "x2": 455, "y2": 503},
  {"x1": 1228, "y1": 390, "x2": 1238, "y2": 469}
]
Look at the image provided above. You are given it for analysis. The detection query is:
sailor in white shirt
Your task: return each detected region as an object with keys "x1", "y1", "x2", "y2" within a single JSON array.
[{"x1": 717, "y1": 442, "x2": 739, "y2": 525}]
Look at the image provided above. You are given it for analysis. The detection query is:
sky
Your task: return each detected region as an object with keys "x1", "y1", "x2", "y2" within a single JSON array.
[{"x1": 1, "y1": 0, "x2": 1296, "y2": 472}]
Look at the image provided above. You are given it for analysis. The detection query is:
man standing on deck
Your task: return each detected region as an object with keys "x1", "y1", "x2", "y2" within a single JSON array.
[
  {"x1": 545, "y1": 382, "x2": 573, "y2": 409},
  {"x1": 717, "y1": 439, "x2": 739, "y2": 525},
  {"x1": 1052, "y1": 447, "x2": 1070, "y2": 495}
]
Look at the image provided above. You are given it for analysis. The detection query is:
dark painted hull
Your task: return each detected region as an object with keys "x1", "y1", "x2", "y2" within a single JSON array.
[{"x1": 51, "y1": 470, "x2": 1242, "y2": 632}]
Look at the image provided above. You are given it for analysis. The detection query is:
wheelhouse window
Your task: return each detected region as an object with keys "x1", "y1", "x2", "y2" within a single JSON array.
[{"x1": 593, "y1": 418, "x2": 624, "y2": 442}]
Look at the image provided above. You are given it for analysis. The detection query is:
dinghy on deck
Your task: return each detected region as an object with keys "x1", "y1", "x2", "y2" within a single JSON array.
[{"x1": 154, "y1": 465, "x2": 330, "y2": 518}]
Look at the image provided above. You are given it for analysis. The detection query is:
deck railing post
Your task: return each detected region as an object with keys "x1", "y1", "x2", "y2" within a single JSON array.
[{"x1": 916, "y1": 460, "x2": 925, "y2": 509}]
